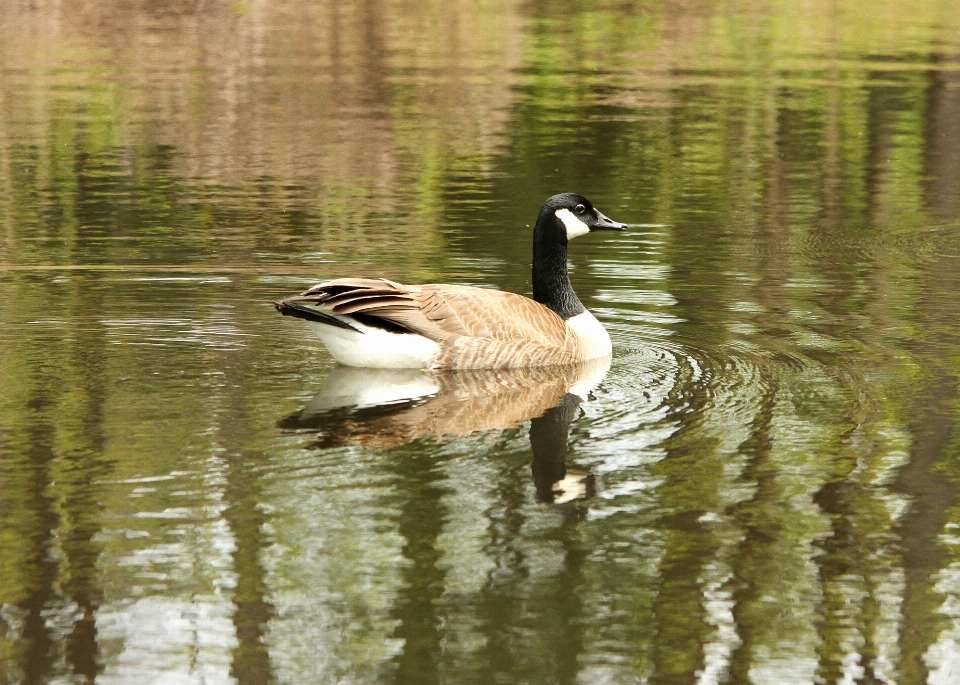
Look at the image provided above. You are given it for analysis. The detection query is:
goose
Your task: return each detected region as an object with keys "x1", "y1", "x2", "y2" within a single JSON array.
[{"x1": 274, "y1": 193, "x2": 627, "y2": 370}]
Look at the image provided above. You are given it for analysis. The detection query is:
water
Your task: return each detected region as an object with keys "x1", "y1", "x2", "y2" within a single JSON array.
[{"x1": 1, "y1": 1, "x2": 959, "y2": 683}]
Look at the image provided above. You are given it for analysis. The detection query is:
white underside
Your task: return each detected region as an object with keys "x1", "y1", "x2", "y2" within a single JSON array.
[
  {"x1": 308, "y1": 317, "x2": 439, "y2": 368},
  {"x1": 307, "y1": 309, "x2": 611, "y2": 369},
  {"x1": 566, "y1": 310, "x2": 613, "y2": 360}
]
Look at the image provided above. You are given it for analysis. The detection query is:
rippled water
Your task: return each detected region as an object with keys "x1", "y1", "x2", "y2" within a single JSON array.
[{"x1": 2, "y1": 1, "x2": 960, "y2": 684}]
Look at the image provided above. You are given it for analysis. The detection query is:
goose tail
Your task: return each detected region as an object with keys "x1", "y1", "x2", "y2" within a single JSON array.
[{"x1": 274, "y1": 300, "x2": 361, "y2": 332}]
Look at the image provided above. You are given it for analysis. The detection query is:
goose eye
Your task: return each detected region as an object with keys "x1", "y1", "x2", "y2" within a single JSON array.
[{"x1": 575, "y1": 204, "x2": 586, "y2": 214}]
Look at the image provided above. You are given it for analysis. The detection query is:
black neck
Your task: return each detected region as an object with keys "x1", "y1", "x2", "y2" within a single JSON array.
[{"x1": 532, "y1": 218, "x2": 586, "y2": 320}]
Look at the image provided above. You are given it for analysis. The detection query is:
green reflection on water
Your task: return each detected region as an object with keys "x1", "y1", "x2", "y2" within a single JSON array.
[{"x1": 2, "y1": 1, "x2": 960, "y2": 683}]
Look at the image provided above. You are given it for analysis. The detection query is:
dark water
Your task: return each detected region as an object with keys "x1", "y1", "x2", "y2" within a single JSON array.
[{"x1": 2, "y1": 1, "x2": 960, "y2": 683}]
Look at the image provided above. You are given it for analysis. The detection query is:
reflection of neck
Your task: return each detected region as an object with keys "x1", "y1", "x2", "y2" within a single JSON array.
[
  {"x1": 533, "y1": 220, "x2": 586, "y2": 320},
  {"x1": 530, "y1": 393, "x2": 582, "y2": 503}
]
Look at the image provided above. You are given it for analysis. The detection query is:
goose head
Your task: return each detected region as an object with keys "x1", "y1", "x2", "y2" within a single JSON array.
[
  {"x1": 535, "y1": 193, "x2": 628, "y2": 242},
  {"x1": 532, "y1": 193, "x2": 627, "y2": 319}
]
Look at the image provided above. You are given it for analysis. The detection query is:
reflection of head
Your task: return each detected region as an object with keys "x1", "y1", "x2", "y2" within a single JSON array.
[{"x1": 530, "y1": 393, "x2": 595, "y2": 504}]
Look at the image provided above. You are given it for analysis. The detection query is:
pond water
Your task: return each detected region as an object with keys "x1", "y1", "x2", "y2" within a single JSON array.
[{"x1": 1, "y1": 1, "x2": 960, "y2": 684}]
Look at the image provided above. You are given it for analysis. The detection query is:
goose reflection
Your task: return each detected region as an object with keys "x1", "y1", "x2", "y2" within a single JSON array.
[{"x1": 279, "y1": 357, "x2": 610, "y2": 503}]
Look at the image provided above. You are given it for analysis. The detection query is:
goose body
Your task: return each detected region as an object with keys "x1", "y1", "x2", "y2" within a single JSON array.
[{"x1": 275, "y1": 193, "x2": 627, "y2": 370}]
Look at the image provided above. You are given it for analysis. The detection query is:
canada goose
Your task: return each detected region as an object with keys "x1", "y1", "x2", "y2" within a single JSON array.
[{"x1": 274, "y1": 193, "x2": 627, "y2": 370}]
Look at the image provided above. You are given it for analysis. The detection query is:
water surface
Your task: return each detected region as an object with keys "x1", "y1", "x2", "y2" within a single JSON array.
[{"x1": 2, "y1": 1, "x2": 960, "y2": 683}]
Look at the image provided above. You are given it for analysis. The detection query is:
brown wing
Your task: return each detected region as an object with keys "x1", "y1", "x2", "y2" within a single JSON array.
[
  {"x1": 279, "y1": 278, "x2": 582, "y2": 369},
  {"x1": 415, "y1": 285, "x2": 570, "y2": 343},
  {"x1": 280, "y1": 278, "x2": 452, "y2": 339},
  {"x1": 413, "y1": 285, "x2": 583, "y2": 368}
]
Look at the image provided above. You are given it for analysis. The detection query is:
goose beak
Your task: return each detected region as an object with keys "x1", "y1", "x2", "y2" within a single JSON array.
[{"x1": 593, "y1": 210, "x2": 628, "y2": 231}]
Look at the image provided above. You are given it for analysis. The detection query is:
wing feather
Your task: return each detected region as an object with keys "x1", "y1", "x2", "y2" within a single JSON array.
[{"x1": 333, "y1": 297, "x2": 418, "y2": 315}]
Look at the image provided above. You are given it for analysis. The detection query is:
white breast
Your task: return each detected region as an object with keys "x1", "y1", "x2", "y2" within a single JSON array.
[{"x1": 566, "y1": 310, "x2": 612, "y2": 360}]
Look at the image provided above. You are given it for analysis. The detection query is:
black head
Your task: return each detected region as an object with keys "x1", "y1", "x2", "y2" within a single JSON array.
[
  {"x1": 535, "y1": 193, "x2": 628, "y2": 242},
  {"x1": 532, "y1": 193, "x2": 628, "y2": 319}
]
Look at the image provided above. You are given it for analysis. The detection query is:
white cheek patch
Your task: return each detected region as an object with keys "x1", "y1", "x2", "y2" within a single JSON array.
[{"x1": 555, "y1": 208, "x2": 591, "y2": 240}]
